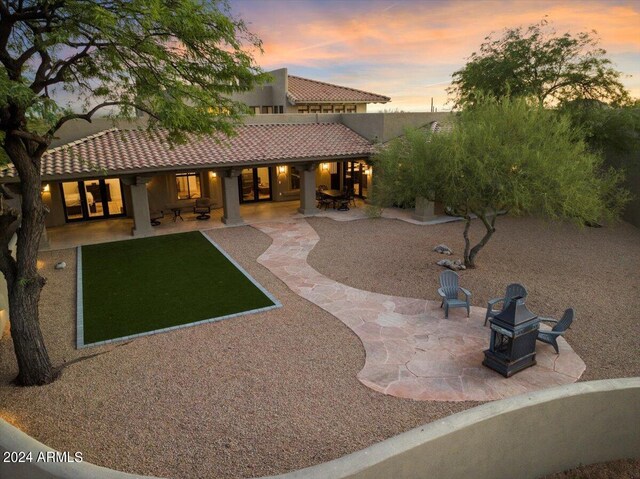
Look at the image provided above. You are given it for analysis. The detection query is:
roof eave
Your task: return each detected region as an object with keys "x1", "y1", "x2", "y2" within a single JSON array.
[{"x1": 0, "y1": 152, "x2": 374, "y2": 183}]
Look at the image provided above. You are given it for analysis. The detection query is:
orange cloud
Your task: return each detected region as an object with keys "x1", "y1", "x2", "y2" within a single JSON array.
[{"x1": 238, "y1": 0, "x2": 640, "y2": 111}]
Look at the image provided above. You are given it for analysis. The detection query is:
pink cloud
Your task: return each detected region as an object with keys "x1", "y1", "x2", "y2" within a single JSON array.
[{"x1": 236, "y1": 0, "x2": 640, "y2": 111}]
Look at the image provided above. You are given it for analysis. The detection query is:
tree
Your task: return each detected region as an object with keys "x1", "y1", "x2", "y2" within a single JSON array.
[
  {"x1": 0, "y1": 0, "x2": 264, "y2": 386},
  {"x1": 371, "y1": 97, "x2": 630, "y2": 268},
  {"x1": 448, "y1": 20, "x2": 630, "y2": 108}
]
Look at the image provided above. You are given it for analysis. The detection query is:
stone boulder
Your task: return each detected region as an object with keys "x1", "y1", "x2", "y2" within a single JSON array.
[
  {"x1": 433, "y1": 244, "x2": 453, "y2": 255},
  {"x1": 437, "y1": 259, "x2": 466, "y2": 271}
]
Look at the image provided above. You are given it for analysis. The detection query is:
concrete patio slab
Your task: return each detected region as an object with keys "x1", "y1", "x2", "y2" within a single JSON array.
[{"x1": 254, "y1": 219, "x2": 586, "y2": 402}]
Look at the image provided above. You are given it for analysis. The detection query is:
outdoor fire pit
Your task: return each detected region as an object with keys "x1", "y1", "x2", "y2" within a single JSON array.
[{"x1": 483, "y1": 296, "x2": 540, "y2": 377}]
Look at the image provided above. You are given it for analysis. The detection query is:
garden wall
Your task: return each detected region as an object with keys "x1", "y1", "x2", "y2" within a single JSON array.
[{"x1": 1, "y1": 378, "x2": 638, "y2": 479}]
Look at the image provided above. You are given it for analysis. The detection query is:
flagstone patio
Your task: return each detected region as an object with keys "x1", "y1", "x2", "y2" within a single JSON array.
[{"x1": 255, "y1": 219, "x2": 586, "y2": 402}]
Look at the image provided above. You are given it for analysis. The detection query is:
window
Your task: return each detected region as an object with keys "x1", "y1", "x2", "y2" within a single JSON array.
[
  {"x1": 334, "y1": 106, "x2": 344, "y2": 113},
  {"x1": 261, "y1": 106, "x2": 273, "y2": 114},
  {"x1": 275, "y1": 105, "x2": 284, "y2": 114},
  {"x1": 310, "y1": 105, "x2": 321, "y2": 113},
  {"x1": 322, "y1": 106, "x2": 333, "y2": 113},
  {"x1": 290, "y1": 166, "x2": 300, "y2": 190},
  {"x1": 346, "y1": 105, "x2": 357, "y2": 113},
  {"x1": 250, "y1": 106, "x2": 260, "y2": 114},
  {"x1": 176, "y1": 172, "x2": 201, "y2": 199},
  {"x1": 297, "y1": 106, "x2": 309, "y2": 113}
]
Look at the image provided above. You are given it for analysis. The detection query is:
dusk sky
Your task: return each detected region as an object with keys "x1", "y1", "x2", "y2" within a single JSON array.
[{"x1": 229, "y1": 0, "x2": 640, "y2": 112}]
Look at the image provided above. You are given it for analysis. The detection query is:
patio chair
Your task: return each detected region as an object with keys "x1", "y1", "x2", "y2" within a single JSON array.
[
  {"x1": 484, "y1": 283, "x2": 528, "y2": 326},
  {"x1": 193, "y1": 197, "x2": 212, "y2": 220},
  {"x1": 316, "y1": 190, "x2": 332, "y2": 210},
  {"x1": 537, "y1": 308, "x2": 574, "y2": 354},
  {"x1": 437, "y1": 270, "x2": 471, "y2": 318},
  {"x1": 346, "y1": 188, "x2": 356, "y2": 207},
  {"x1": 150, "y1": 210, "x2": 164, "y2": 226}
]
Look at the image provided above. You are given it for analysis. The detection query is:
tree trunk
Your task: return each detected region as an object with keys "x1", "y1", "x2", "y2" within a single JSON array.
[
  {"x1": 1, "y1": 134, "x2": 55, "y2": 386},
  {"x1": 462, "y1": 215, "x2": 472, "y2": 265},
  {"x1": 464, "y1": 212, "x2": 496, "y2": 269}
]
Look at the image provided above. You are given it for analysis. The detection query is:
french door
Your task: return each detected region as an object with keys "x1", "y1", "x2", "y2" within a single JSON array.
[
  {"x1": 238, "y1": 167, "x2": 272, "y2": 203},
  {"x1": 61, "y1": 178, "x2": 126, "y2": 222},
  {"x1": 340, "y1": 161, "x2": 368, "y2": 198}
]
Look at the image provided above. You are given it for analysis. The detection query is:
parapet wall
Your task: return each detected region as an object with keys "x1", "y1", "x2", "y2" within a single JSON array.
[{"x1": 1, "y1": 378, "x2": 638, "y2": 479}]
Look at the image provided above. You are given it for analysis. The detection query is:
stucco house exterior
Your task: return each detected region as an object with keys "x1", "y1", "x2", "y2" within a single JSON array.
[
  {"x1": 231, "y1": 68, "x2": 391, "y2": 114},
  {"x1": 0, "y1": 70, "x2": 448, "y2": 248}
]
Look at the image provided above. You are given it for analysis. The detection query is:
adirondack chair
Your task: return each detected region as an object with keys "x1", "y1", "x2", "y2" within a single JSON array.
[
  {"x1": 537, "y1": 308, "x2": 575, "y2": 354},
  {"x1": 437, "y1": 270, "x2": 471, "y2": 318},
  {"x1": 484, "y1": 283, "x2": 528, "y2": 326}
]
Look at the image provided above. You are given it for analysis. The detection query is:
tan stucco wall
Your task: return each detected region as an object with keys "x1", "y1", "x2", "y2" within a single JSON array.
[
  {"x1": 1, "y1": 379, "x2": 637, "y2": 479},
  {"x1": 340, "y1": 111, "x2": 453, "y2": 143},
  {"x1": 230, "y1": 68, "x2": 288, "y2": 112}
]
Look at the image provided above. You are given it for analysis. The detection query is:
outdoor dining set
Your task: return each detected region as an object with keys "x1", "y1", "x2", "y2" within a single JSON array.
[
  {"x1": 316, "y1": 185, "x2": 357, "y2": 211},
  {"x1": 150, "y1": 197, "x2": 212, "y2": 225},
  {"x1": 437, "y1": 270, "x2": 575, "y2": 377}
]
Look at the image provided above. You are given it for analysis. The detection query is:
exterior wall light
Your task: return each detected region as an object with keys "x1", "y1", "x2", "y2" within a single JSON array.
[
  {"x1": 210, "y1": 172, "x2": 217, "y2": 178},
  {"x1": 278, "y1": 165, "x2": 287, "y2": 175},
  {"x1": 321, "y1": 163, "x2": 330, "y2": 172},
  {"x1": 42, "y1": 183, "x2": 50, "y2": 193}
]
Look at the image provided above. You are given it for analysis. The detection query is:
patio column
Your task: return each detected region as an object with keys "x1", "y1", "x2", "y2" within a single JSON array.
[
  {"x1": 413, "y1": 196, "x2": 436, "y2": 222},
  {"x1": 298, "y1": 162, "x2": 319, "y2": 215},
  {"x1": 123, "y1": 176, "x2": 153, "y2": 237},
  {"x1": 221, "y1": 168, "x2": 244, "y2": 226}
]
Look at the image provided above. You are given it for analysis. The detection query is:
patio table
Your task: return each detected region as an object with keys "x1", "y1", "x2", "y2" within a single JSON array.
[
  {"x1": 320, "y1": 190, "x2": 349, "y2": 211},
  {"x1": 166, "y1": 202, "x2": 195, "y2": 222}
]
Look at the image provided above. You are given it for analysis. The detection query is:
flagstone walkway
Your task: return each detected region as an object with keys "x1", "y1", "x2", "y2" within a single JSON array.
[{"x1": 254, "y1": 219, "x2": 586, "y2": 402}]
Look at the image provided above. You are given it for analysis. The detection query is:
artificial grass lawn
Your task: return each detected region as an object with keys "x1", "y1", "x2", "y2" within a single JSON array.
[{"x1": 81, "y1": 231, "x2": 275, "y2": 344}]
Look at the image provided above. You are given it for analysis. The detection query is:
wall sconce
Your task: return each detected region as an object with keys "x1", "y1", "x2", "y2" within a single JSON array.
[
  {"x1": 210, "y1": 172, "x2": 217, "y2": 178},
  {"x1": 277, "y1": 165, "x2": 287, "y2": 175},
  {"x1": 41, "y1": 183, "x2": 50, "y2": 193},
  {"x1": 364, "y1": 167, "x2": 372, "y2": 176},
  {"x1": 321, "y1": 162, "x2": 330, "y2": 172}
]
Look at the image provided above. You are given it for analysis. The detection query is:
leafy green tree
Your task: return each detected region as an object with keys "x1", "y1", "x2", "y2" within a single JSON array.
[
  {"x1": 0, "y1": 0, "x2": 264, "y2": 385},
  {"x1": 372, "y1": 97, "x2": 630, "y2": 268},
  {"x1": 560, "y1": 100, "x2": 640, "y2": 226},
  {"x1": 449, "y1": 20, "x2": 630, "y2": 108}
]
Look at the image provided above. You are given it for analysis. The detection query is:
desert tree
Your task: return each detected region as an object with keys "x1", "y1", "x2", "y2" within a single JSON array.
[
  {"x1": 0, "y1": 0, "x2": 264, "y2": 385},
  {"x1": 372, "y1": 97, "x2": 630, "y2": 268},
  {"x1": 448, "y1": 19, "x2": 630, "y2": 108}
]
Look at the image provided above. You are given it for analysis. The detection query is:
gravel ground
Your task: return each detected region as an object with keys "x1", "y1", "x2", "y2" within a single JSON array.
[
  {"x1": 307, "y1": 215, "x2": 640, "y2": 380},
  {"x1": 0, "y1": 216, "x2": 637, "y2": 479},
  {"x1": 0, "y1": 226, "x2": 473, "y2": 479},
  {"x1": 544, "y1": 459, "x2": 640, "y2": 479}
]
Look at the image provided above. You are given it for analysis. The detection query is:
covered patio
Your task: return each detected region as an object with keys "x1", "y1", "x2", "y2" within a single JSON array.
[{"x1": 41, "y1": 198, "x2": 370, "y2": 250}]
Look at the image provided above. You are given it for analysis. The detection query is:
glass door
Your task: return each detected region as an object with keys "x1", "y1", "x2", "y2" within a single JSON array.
[
  {"x1": 61, "y1": 178, "x2": 126, "y2": 222},
  {"x1": 340, "y1": 161, "x2": 366, "y2": 198},
  {"x1": 238, "y1": 167, "x2": 272, "y2": 203}
]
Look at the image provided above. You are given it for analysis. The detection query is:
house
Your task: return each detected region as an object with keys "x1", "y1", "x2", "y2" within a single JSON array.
[
  {"x1": 231, "y1": 68, "x2": 390, "y2": 114},
  {"x1": 0, "y1": 70, "x2": 448, "y2": 243}
]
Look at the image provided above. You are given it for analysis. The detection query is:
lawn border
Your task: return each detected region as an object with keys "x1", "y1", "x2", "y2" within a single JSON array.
[{"x1": 76, "y1": 231, "x2": 281, "y2": 349}]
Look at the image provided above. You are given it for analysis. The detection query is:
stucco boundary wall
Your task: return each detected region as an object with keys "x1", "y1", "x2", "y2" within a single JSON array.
[{"x1": 1, "y1": 378, "x2": 638, "y2": 479}]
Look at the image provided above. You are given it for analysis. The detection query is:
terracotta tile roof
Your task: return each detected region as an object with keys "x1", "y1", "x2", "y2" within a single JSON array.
[
  {"x1": 287, "y1": 75, "x2": 390, "y2": 104},
  {"x1": 0, "y1": 123, "x2": 373, "y2": 180}
]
